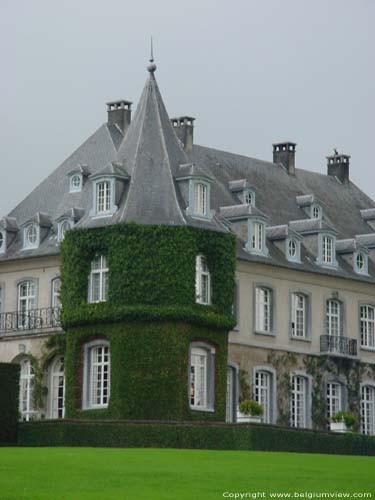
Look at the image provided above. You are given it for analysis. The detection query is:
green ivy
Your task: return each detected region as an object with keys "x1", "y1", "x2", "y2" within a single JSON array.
[{"x1": 60, "y1": 223, "x2": 236, "y2": 421}]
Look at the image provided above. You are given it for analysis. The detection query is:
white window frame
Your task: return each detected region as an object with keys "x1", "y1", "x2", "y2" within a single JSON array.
[
  {"x1": 286, "y1": 237, "x2": 301, "y2": 263},
  {"x1": 23, "y1": 224, "x2": 39, "y2": 250},
  {"x1": 254, "y1": 370, "x2": 272, "y2": 424},
  {"x1": 252, "y1": 222, "x2": 264, "y2": 252},
  {"x1": 193, "y1": 182, "x2": 208, "y2": 217},
  {"x1": 49, "y1": 356, "x2": 65, "y2": 419},
  {"x1": 318, "y1": 233, "x2": 337, "y2": 267},
  {"x1": 291, "y1": 293, "x2": 307, "y2": 339},
  {"x1": 255, "y1": 286, "x2": 272, "y2": 334},
  {"x1": 195, "y1": 255, "x2": 211, "y2": 305},
  {"x1": 18, "y1": 280, "x2": 37, "y2": 329},
  {"x1": 0, "y1": 230, "x2": 5, "y2": 254},
  {"x1": 290, "y1": 375, "x2": 308, "y2": 428},
  {"x1": 311, "y1": 204, "x2": 322, "y2": 219},
  {"x1": 96, "y1": 180, "x2": 111, "y2": 214},
  {"x1": 83, "y1": 340, "x2": 111, "y2": 410},
  {"x1": 360, "y1": 305, "x2": 375, "y2": 349},
  {"x1": 243, "y1": 189, "x2": 255, "y2": 206},
  {"x1": 355, "y1": 251, "x2": 368, "y2": 275},
  {"x1": 361, "y1": 385, "x2": 375, "y2": 435},
  {"x1": 326, "y1": 299, "x2": 341, "y2": 337},
  {"x1": 19, "y1": 359, "x2": 36, "y2": 422},
  {"x1": 326, "y1": 382, "x2": 342, "y2": 420},
  {"x1": 58, "y1": 219, "x2": 73, "y2": 242},
  {"x1": 51, "y1": 278, "x2": 61, "y2": 309},
  {"x1": 189, "y1": 343, "x2": 215, "y2": 412},
  {"x1": 88, "y1": 256, "x2": 109, "y2": 303},
  {"x1": 70, "y1": 174, "x2": 82, "y2": 193}
]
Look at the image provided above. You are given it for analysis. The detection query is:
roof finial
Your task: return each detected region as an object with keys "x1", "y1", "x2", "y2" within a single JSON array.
[{"x1": 147, "y1": 36, "x2": 157, "y2": 73}]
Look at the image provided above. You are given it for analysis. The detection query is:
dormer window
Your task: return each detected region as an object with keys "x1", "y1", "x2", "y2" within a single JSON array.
[
  {"x1": 194, "y1": 182, "x2": 208, "y2": 216},
  {"x1": 58, "y1": 219, "x2": 73, "y2": 242},
  {"x1": 318, "y1": 233, "x2": 337, "y2": 267},
  {"x1": 246, "y1": 220, "x2": 268, "y2": 257},
  {"x1": 244, "y1": 189, "x2": 255, "y2": 206},
  {"x1": 24, "y1": 224, "x2": 39, "y2": 249},
  {"x1": 0, "y1": 230, "x2": 4, "y2": 254},
  {"x1": 287, "y1": 237, "x2": 301, "y2": 262},
  {"x1": 312, "y1": 204, "x2": 322, "y2": 219},
  {"x1": 70, "y1": 174, "x2": 82, "y2": 193},
  {"x1": 96, "y1": 181, "x2": 112, "y2": 215},
  {"x1": 355, "y1": 251, "x2": 368, "y2": 275},
  {"x1": 288, "y1": 239, "x2": 297, "y2": 258}
]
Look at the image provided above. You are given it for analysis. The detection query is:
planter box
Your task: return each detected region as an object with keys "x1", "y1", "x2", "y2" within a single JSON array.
[
  {"x1": 330, "y1": 421, "x2": 348, "y2": 433},
  {"x1": 237, "y1": 410, "x2": 262, "y2": 424}
]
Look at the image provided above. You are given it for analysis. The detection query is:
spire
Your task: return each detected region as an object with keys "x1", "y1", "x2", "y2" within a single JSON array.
[
  {"x1": 116, "y1": 62, "x2": 188, "y2": 226},
  {"x1": 147, "y1": 36, "x2": 157, "y2": 73}
]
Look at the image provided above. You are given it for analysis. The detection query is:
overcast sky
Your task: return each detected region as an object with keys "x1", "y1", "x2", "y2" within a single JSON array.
[{"x1": 0, "y1": 0, "x2": 374, "y2": 216}]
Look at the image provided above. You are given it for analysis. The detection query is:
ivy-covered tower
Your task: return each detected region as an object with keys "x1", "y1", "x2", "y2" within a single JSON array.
[{"x1": 60, "y1": 59, "x2": 236, "y2": 421}]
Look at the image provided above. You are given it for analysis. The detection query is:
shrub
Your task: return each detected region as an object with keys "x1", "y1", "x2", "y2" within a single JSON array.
[
  {"x1": 331, "y1": 411, "x2": 356, "y2": 429},
  {"x1": 0, "y1": 363, "x2": 20, "y2": 443},
  {"x1": 239, "y1": 400, "x2": 263, "y2": 417}
]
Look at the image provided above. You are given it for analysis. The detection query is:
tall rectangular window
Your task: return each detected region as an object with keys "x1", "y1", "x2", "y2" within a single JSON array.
[
  {"x1": 322, "y1": 235, "x2": 334, "y2": 264},
  {"x1": 291, "y1": 293, "x2": 306, "y2": 338},
  {"x1": 361, "y1": 386, "x2": 375, "y2": 435},
  {"x1": 360, "y1": 305, "x2": 375, "y2": 348},
  {"x1": 89, "y1": 256, "x2": 108, "y2": 303},
  {"x1": 290, "y1": 375, "x2": 307, "y2": 428},
  {"x1": 90, "y1": 345, "x2": 110, "y2": 408},
  {"x1": 326, "y1": 299, "x2": 341, "y2": 336},
  {"x1": 195, "y1": 255, "x2": 211, "y2": 305},
  {"x1": 255, "y1": 287, "x2": 272, "y2": 333},
  {"x1": 193, "y1": 183, "x2": 208, "y2": 216},
  {"x1": 96, "y1": 181, "x2": 111, "y2": 214},
  {"x1": 326, "y1": 382, "x2": 342, "y2": 420},
  {"x1": 254, "y1": 370, "x2": 272, "y2": 423},
  {"x1": 18, "y1": 281, "x2": 36, "y2": 329},
  {"x1": 190, "y1": 347, "x2": 208, "y2": 409},
  {"x1": 252, "y1": 222, "x2": 264, "y2": 252}
]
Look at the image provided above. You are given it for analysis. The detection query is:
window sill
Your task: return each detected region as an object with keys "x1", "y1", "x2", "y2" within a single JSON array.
[
  {"x1": 83, "y1": 405, "x2": 109, "y2": 410},
  {"x1": 290, "y1": 336, "x2": 311, "y2": 343},
  {"x1": 190, "y1": 406, "x2": 214, "y2": 413},
  {"x1": 360, "y1": 346, "x2": 375, "y2": 352},
  {"x1": 253, "y1": 330, "x2": 275, "y2": 337}
]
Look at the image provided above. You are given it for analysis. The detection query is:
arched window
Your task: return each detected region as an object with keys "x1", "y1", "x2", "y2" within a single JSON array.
[
  {"x1": 361, "y1": 385, "x2": 375, "y2": 435},
  {"x1": 360, "y1": 305, "x2": 375, "y2": 348},
  {"x1": 88, "y1": 256, "x2": 108, "y2": 303},
  {"x1": 59, "y1": 220, "x2": 72, "y2": 242},
  {"x1": 24, "y1": 224, "x2": 39, "y2": 248},
  {"x1": 189, "y1": 343, "x2": 215, "y2": 411},
  {"x1": 195, "y1": 255, "x2": 211, "y2": 305},
  {"x1": 83, "y1": 341, "x2": 111, "y2": 409},
  {"x1": 19, "y1": 359, "x2": 35, "y2": 421},
  {"x1": 70, "y1": 174, "x2": 82, "y2": 192},
  {"x1": 312, "y1": 205, "x2": 321, "y2": 219},
  {"x1": 18, "y1": 281, "x2": 36, "y2": 329},
  {"x1": 0, "y1": 230, "x2": 5, "y2": 252},
  {"x1": 49, "y1": 356, "x2": 65, "y2": 419}
]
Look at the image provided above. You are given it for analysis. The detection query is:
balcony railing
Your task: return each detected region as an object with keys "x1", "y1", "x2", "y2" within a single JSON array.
[
  {"x1": 0, "y1": 307, "x2": 61, "y2": 335},
  {"x1": 320, "y1": 334, "x2": 357, "y2": 357}
]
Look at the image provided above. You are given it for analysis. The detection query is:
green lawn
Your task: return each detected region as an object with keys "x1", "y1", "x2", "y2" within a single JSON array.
[{"x1": 0, "y1": 448, "x2": 374, "y2": 499}]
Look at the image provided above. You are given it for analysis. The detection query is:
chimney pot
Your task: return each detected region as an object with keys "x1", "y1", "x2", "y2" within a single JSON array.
[
  {"x1": 106, "y1": 99, "x2": 132, "y2": 135},
  {"x1": 273, "y1": 141, "x2": 296, "y2": 175},
  {"x1": 171, "y1": 116, "x2": 195, "y2": 152}
]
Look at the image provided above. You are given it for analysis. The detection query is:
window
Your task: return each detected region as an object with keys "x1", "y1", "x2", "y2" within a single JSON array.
[
  {"x1": 24, "y1": 224, "x2": 38, "y2": 249},
  {"x1": 312, "y1": 205, "x2": 321, "y2": 219},
  {"x1": 89, "y1": 256, "x2": 108, "y2": 303},
  {"x1": 252, "y1": 222, "x2": 264, "y2": 252},
  {"x1": 322, "y1": 235, "x2": 334, "y2": 264},
  {"x1": 19, "y1": 359, "x2": 35, "y2": 421},
  {"x1": 244, "y1": 190, "x2": 255, "y2": 206},
  {"x1": 288, "y1": 239, "x2": 297, "y2": 258},
  {"x1": 85, "y1": 343, "x2": 111, "y2": 408},
  {"x1": 50, "y1": 356, "x2": 65, "y2": 419},
  {"x1": 290, "y1": 375, "x2": 307, "y2": 428},
  {"x1": 193, "y1": 182, "x2": 208, "y2": 216},
  {"x1": 360, "y1": 305, "x2": 375, "y2": 348},
  {"x1": 18, "y1": 281, "x2": 36, "y2": 329},
  {"x1": 326, "y1": 299, "x2": 341, "y2": 337},
  {"x1": 255, "y1": 287, "x2": 272, "y2": 334},
  {"x1": 254, "y1": 370, "x2": 273, "y2": 424},
  {"x1": 355, "y1": 252, "x2": 368, "y2": 274},
  {"x1": 195, "y1": 255, "x2": 211, "y2": 305},
  {"x1": 58, "y1": 220, "x2": 72, "y2": 242},
  {"x1": 96, "y1": 181, "x2": 111, "y2": 214},
  {"x1": 291, "y1": 293, "x2": 307, "y2": 338},
  {"x1": 0, "y1": 230, "x2": 4, "y2": 252},
  {"x1": 326, "y1": 382, "x2": 342, "y2": 420},
  {"x1": 361, "y1": 385, "x2": 375, "y2": 435},
  {"x1": 190, "y1": 344, "x2": 215, "y2": 411},
  {"x1": 70, "y1": 174, "x2": 82, "y2": 193},
  {"x1": 226, "y1": 366, "x2": 236, "y2": 423},
  {"x1": 52, "y1": 278, "x2": 61, "y2": 309}
]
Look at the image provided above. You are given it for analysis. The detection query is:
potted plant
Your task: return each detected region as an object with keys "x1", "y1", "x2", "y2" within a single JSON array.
[
  {"x1": 330, "y1": 411, "x2": 356, "y2": 433},
  {"x1": 237, "y1": 400, "x2": 264, "y2": 423}
]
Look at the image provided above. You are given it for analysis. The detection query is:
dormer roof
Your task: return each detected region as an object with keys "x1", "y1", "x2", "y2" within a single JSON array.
[
  {"x1": 289, "y1": 218, "x2": 336, "y2": 235},
  {"x1": 219, "y1": 204, "x2": 268, "y2": 221},
  {"x1": 0, "y1": 216, "x2": 19, "y2": 232},
  {"x1": 67, "y1": 164, "x2": 90, "y2": 177},
  {"x1": 21, "y1": 212, "x2": 53, "y2": 228},
  {"x1": 55, "y1": 207, "x2": 85, "y2": 223},
  {"x1": 89, "y1": 162, "x2": 129, "y2": 180}
]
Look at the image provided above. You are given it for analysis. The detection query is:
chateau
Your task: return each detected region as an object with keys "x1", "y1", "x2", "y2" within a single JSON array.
[{"x1": 1, "y1": 59, "x2": 374, "y2": 434}]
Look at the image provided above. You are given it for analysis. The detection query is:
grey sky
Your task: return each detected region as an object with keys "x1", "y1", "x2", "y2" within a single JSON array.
[{"x1": 0, "y1": 0, "x2": 374, "y2": 217}]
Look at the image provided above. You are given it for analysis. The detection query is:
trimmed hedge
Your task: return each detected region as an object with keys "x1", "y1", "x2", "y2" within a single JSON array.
[
  {"x1": 0, "y1": 363, "x2": 20, "y2": 443},
  {"x1": 18, "y1": 420, "x2": 375, "y2": 456}
]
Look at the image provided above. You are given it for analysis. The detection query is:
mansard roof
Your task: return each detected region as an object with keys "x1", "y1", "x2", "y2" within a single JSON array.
[{"x1": 2, "y1": 63, "x2": 375, "y2": 284}]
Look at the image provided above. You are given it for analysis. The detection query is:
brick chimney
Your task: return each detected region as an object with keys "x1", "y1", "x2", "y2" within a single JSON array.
[
  {"x1": 106, "y1": 100, "x2": 132, "y2": 134},
  {"x1": 273, "y1": 142, "x2": 296, "y2": 175},
  {"x1": 326, "y1": 152, "x2": 350, "y2": 184},
  {"x1": 171, "y1": 116, "x2": 195, "y2": 152}
]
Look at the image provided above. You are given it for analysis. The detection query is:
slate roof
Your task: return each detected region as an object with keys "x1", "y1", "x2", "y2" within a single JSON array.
[{"x1": 2, "y1": 65, "x2": 375, "y2": 284}]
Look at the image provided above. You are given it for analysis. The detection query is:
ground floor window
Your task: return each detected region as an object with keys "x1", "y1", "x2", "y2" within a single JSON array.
[
  {"x1": 83, "y1": 341, "x2": 111, "y2": 409},
  {"x1": 361, "y1": 385, "x2": 375, "y2": 435},
  {"x1": 326, "y1": 382, "x2": 342, "y2": 421},
  {"x1": 19, "y1": 359, "x2": 35, "y2": 421},
  {"x1": 190, "y1": 344, "x2": 215, "y2": 411},
  {"x1": 226, "y1": 366, "x2": 237, "y2": 423},
  {"x1": 254, "y1": 370, "x2": 273, "y2": 424},
  {"x1": 290, "y1": 375, "x2": 307, "y2": 428},
  {"x1": 50, "y1": 356, "x2": 65, "y2": 419}
]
